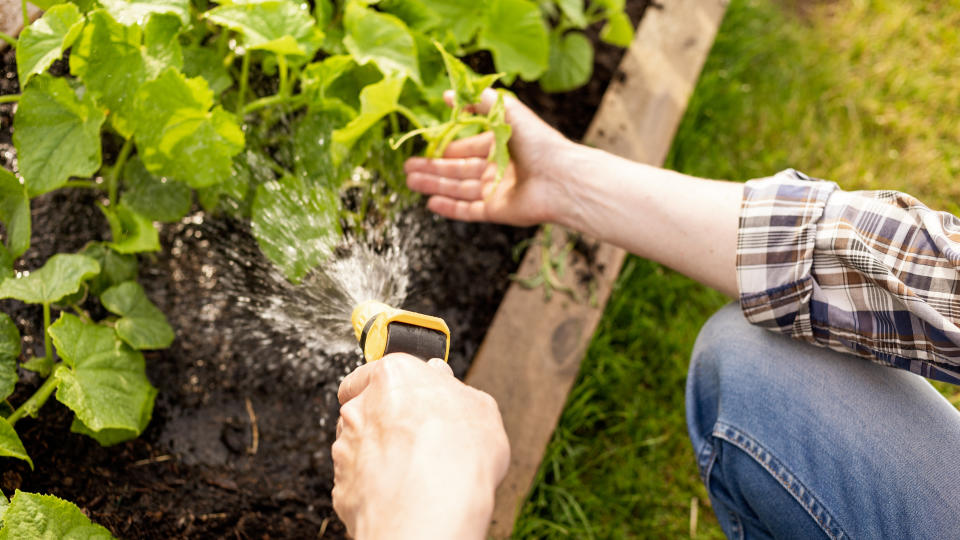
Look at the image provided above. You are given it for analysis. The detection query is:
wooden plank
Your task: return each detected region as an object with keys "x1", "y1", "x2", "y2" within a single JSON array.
[
  {"x1": 464, "y1": 0, "x2": 730, "y2": 537},
  {"x1": 0, "y1": 1, "x2": 41, "y2": 48}
]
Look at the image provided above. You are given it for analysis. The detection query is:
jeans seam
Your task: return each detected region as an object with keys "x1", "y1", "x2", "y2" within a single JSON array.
[{"x1": 714, "y1": 421, "x2": 849, "y2": 540}]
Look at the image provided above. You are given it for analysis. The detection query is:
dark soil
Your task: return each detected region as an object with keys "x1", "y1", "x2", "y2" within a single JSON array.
[{"x1": 0, "y1": 2, "x2": 649, "y2": 537}]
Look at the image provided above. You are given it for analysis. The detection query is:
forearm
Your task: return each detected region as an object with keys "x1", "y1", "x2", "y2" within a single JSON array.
[{"x1": 552, "y1": 144, "x2": 742, "y2": 297}]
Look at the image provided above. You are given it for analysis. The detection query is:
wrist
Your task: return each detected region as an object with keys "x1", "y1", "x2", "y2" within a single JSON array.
[{"x1": 546, "y1": 143, "x2": 609, "y2": 232}]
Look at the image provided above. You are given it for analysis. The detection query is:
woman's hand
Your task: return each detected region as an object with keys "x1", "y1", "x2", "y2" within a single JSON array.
[
  {"x1": 404, "y1": 89, "x2": 582, "y2": 227},
  {"x1": 332, "y1": 353, "x2": 510, "y2": 540}
]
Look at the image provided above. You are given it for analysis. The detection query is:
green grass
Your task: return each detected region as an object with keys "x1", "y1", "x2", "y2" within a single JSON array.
[{"x1": 514, "y1": 0, "x2": 960, "y2": 537}]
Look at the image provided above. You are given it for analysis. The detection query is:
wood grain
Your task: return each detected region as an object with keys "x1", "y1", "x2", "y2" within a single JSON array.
[{"x1": 464, "y1": 0, "x2": 730, "y2": 537}]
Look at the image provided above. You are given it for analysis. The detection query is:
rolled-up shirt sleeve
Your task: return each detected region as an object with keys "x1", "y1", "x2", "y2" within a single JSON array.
[{"x1": 737, "y1": 169, "x2": 960, "y2": 384}]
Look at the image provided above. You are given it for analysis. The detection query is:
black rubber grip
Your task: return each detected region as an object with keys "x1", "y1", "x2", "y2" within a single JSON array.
[
  {"x1": 383, "y1": 322, "x2": 447, "y2": 361},
  {"x1": 359, "y1": 314, "x2": 379, "y2": 354}
]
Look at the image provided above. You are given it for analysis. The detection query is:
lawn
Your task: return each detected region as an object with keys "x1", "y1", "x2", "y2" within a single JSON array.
[{"x1": 513, "y1": 0, "x2": 960, "y2": 537}]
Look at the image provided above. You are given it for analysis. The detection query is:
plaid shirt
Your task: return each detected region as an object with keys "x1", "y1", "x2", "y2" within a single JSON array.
[{"x1": 737, "y1": 169, "x2": 960, "y2": 384}]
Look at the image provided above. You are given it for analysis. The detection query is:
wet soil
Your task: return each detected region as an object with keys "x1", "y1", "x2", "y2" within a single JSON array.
[{"x1": 0, "y1": 2, "x2": 649, "y2": 537}]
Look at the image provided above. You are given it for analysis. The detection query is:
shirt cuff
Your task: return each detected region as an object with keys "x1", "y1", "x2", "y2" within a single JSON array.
[{"x1": 736, "y1": 169, "x2": 839, "y2": 333}]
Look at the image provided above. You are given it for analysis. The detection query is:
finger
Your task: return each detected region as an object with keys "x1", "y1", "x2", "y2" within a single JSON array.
[
  {"x1": 338, "y1": 362, "x2": 378, "y2": 405},
  {"x1": 427, "y1": 196, "x2": 488, "y2": 222},
  {"x1": 443, "y1": 132, "x2": 495, "y2": 159},
  {"x1": 336, "y1": 416, "x2": 343, "y2": 438},
  {"x1": 404, "y1": 156, "x2": 488, "y2": 179},
  {"x1": 407, "y1": 173, "x2": 485, "y2": 201},
  {"x1": 427, "y1": 357, "x2": 454, "y2": 376}
]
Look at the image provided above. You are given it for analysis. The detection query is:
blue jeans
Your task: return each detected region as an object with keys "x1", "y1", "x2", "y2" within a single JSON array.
[{"x1": 686, "y1": 304, "x2": 960, "y2": 539}]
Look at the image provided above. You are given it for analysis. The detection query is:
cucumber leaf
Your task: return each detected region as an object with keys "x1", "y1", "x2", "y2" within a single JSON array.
[
  {"x1": 0, "y1": 419, "x2": 32, "y2": 469},
  {"x1": 301, "y1": 55, "x2": 357, "y2": 106},
  {"x1": 0, "y1": 169, "x2": 30, "y2": 259},
  {"x1": 331, "y1": 75, "x2": 404, "y2": 158},
  {"x1": 600, "y1": 10, "x2": 633, "y2": 47},
  {"x1": 251, "y1": 175, "x2": 341, "y2": 283},
  {"x1": 477, "y1": 0, "x2": 548, "y2": 81},
  {"x1": 69, "y1": 10, "x2": 147, "y2": 138},
  {"x1": 21, "y1": 356, "x2": 53, "y2": 378},
  {"x1": 142, "y1": 13, "x2": 184, "y2": 77},
  {"x1": 100, "y1": 204, "x2": 161, "y2": 254},
  {"x1": 556, "y1": 0, "x2": 587, "y2": 28},
  {"x1": 0, "y1": 490, "x2": 7, "y2": 523},
  {"x1": 81, "y1": 243, "x2": 138, "y2": 296},
  {"x1": 16, "y1": 4, "x2": 84, "y2": 85},
  {"x1": 0, "y1": 254, "x2": 100, "y2": 305},
  {"x1": 99, "y1": 0, "x2": 190, "y2": 26},
  {"x1": 0, "y1": 491, "x2": 114, "y2": 539},
  {"x1": 488, "y1": 92, "x2": 512, "y2": 184},
  {"x1": 0, "y1": 247, "x2": 12, "y2": 282},
  {"x1": 418, "y1": 0, "x2": 485, "y2": 45},
  {"x1": 49, "y1": 314, "x2": 157, "y2": 443},
  {"x1": 205, "y1": 0, "x2": 321, "y2": 57},
  {"x1": 121, "y1": 157, "x2": 191, "y2": 223},
  {"x1": 12, "y1": 75, "x2": 106, "y2": 197},
  {"x1": 540, "y1": 31, "x2": 593, "y2": 93},
  {"x1": 343, "y1": 1, "x2": 420, "y2": 83},
  {"x1": 435, "y1": 42, "x2": 500, "y2": 108},
  {"x1": 133, "y1": 68, "x2": 244, "y2": 189},
  {"x1": 101, "y1": 281, "x2": 174, "y2": 350},
  {"x1": 0, "y1": 314, "x2": 20, "y2": 402},
  {"x1": 293, "y1": 106, "x2": 352, "y2": 187},
  {"x1": 182, "y1": 44, "x2": 233, "y2": 94}
]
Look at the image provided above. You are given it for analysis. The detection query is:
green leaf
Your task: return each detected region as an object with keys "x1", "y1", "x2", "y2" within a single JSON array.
[
  {"x1": 301, "y1": 55, "x2": 357, "y2": 105},
  {"x1": 419, "y1": 0, "x2": 485, "y2": 44},
  {"x1": 99, "y1": 0, "x2": 190, "y2": 26},
  {"x1": 0, "y1": 419, "x2": 32, "y2": 469},
  {"x1": 100, "y1": 204, "x2": 161, "y2": 254},
  {"x1": 377, "y1": 0, "x2": 442, "y2": 33},
  {"x1": 49, "y1": 314, "x2": 157, "y2": 442},
  {"x1": 182, "y1": 44, "x2": 233, "y2": 94},
  {"x1": 600, "y1": 10, "x2": 633, "y2": 47},
  {"x1": 435, "y1": 41, "x2": 501, "y2": 108},
  {"x1": 331, "y1": 75, "x2": 404, "y2": 157},
  {"x1": 69, "y1": 10, "x2": 147, "y2": 138},
  {"x1": 0, "y1": 169, "x2": 30, "y2": 259},
  {"x1": 101, "y1": 281, "x2": 174, "y2": 349},
  {"x1": 80, "y1": 243, "x2": 139, "y2": 296},
  {"x1": 134, "y1": 68, "x2": 245, "y2": 189},
  {"x1": 16, "y1": 4, "x2": 84, "y2": 85},
  {"x1": 120, "y1": 157, "x2": 191, "y2": 223},
  {"x1": 0, "y1": 490, "x2": 8, "y2": 523},
  {"x1": 251, "y1": 175, "x2": 341, "y2": 283},
  {"x1": 0, "y1": 254, "x2": 100, "y2": 305},
  {"x1": 540, "y1": 31, "x2": 593, "y2": 93},
  {"x1": 477, "y1": 0, "x2": 548, "y2": 81},
  {"x1": 142, "y1": 13, "x2": 184, "y2": 78},
  {"x1": 293, "y1": 107, "x2": 352, "y2": 187},
  {"x1": 21, "y1": 356, "x2": 53, "y2": 378},
  {"x1": 0, "y1": 247, "x2": 13, "y2": 282},
  {"x1": 205, "y1": 0, "x2": 321, "y2": 57},
  {"x1": 556, "y1": 0, "x2": 587, "y2": 28},
  {"x1": 0, "y1": 314, "x2": 20, "y2": 402},
  {"x1": 0, "y1": 491, "x2": 114, "y2": 539},
  {"x1": 12, "y1": 75, "x2": 106, "y2": 197},
  {"x1": 343, "y1": 1, "x2": 420, "y2": 83}
]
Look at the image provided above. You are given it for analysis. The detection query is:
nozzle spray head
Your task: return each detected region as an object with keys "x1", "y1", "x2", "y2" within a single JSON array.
[{"x1": 350, "y1": 300, "x2": 450, "y2": 363}]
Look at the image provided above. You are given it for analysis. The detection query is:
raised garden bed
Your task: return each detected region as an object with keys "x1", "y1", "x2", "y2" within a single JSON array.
[{"x1": 0, "y1": 1, "x2": 660, "y2": 537}]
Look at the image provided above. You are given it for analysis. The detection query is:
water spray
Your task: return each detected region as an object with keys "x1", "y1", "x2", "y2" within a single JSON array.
[{"x1": 351, "y1": 300, "x2": 450, "y2": 363}]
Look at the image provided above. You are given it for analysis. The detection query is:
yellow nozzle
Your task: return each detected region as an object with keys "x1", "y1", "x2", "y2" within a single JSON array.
[{"x1": 350, "y1": 300, "x2": 450, "y2": 363}]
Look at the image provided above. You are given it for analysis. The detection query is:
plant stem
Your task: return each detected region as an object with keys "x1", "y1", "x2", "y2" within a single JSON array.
[
  {"x1": 109, "y1": 137, "x2": 134, "y2": 206},
  {"x1": 0, "y1": 94, "x2": 21, "y2": 104},
  {"x1": 65, "y1": 179, "x2": 103, "y2": 190},
  {"x1": 237, "y1": 53, "x2": 251, "y2": 114},
  {"x1": 42, "y1": 302, "x2": 52, "y2": 362},
  {"x1": 7, "y1": 365, "x2": 63, "y2": 426},
  {"x1": 21, "y1": 0, "x2": 29, "y2": 33},
  {"x1": 277, "y1": 54, "x2": 289, "y2": 96},
  {"x1": 395, "y1": 105, "x2": 425, "y2": 130},
  {"x1": 242, "y1": 93, "x2": 305, "y2": 115},
  {"x1": 0, "y1": 31, "x2": 16, "y2": 49}
]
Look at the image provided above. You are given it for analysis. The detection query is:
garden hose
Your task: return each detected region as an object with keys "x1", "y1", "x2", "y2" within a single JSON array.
[{"x1": 351, "y1": 301, "x2": 450, "y2": 363}]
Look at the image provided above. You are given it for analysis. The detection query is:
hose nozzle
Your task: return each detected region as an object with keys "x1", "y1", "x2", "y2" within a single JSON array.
[{"x1": 350, "y1": 301, "x2": 450, "y2": 363}]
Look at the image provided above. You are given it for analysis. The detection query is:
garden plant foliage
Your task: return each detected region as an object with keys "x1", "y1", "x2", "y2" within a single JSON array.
[{"x1": 0, "y1": 0, "x2": 633, "y2": 533}]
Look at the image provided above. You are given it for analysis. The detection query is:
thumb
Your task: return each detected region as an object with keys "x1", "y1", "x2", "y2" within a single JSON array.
[{"x1": 426, "y1": 357, "x2": 455, "y2": 377}]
